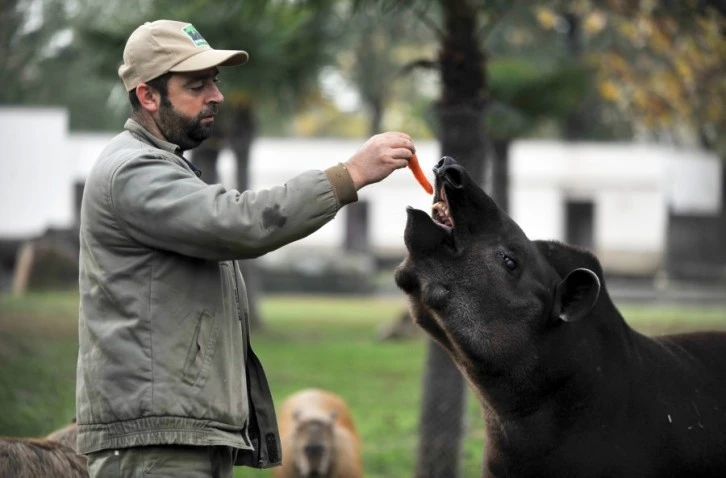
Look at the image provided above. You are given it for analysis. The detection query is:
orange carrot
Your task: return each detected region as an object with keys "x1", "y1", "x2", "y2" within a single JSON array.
[{"x1": 408, "y1": 153, "x2": 433, "y2": 195}]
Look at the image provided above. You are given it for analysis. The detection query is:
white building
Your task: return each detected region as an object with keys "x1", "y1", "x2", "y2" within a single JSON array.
[
  {"x1": 0, "y1": 107, "x2": 722, "y2": 276},
  {"x1": 509, "y1": 141, "x2": 722, "y2": 275}
]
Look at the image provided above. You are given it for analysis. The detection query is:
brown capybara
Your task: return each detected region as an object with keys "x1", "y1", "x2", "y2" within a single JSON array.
[
  {"x1": 274, "y1": 388, "x2": 363, "y2": 478},
  {"x1": 0, "y1": 436, "x2": 88, "y2": 478},
  {"x1": 45, "y1": 419, "x2": 78, "y2": 451}
]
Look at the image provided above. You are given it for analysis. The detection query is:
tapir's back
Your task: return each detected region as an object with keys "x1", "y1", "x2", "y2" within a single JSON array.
[
  {"x1": 650, "y1": 331, "x2": 726, "y2": 396},
  {"x1": 526, "y1": 330, "x2": 726, "y2": 478},
  {"x1": 630, "y1": 331, "x2": 726, "y2": 476}
]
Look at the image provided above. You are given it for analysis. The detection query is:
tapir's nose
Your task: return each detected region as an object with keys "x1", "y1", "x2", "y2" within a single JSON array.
[
  {"x1": 434, "y1": 156, "x2": 458, "y2": 170},
  {"x1": 434, "y1": 156, "x2": 466, "y2": 189}
]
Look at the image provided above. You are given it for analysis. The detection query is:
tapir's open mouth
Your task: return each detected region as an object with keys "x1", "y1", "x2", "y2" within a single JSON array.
[
  {"x1": 402, "y1": 156, "x2": 477, "y2": 254},
  {"x1": 404, "y1": 156, "x2": 506, "y2": 257},
  {"x1": 431, "y1": 155, "x2": 467, "y2": 232},
  {"x1": 432, "y1": 184, "x2": 454, "y2": 231}
]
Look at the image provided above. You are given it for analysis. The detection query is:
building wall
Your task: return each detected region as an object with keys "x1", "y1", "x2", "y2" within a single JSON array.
[
  {"x1": 509, "y1": 140, "x2": 723, "y2": 275},
  {"x1": 0, "y1": 108, "x2": 73, "y2": 239},
  {"x1": 1, "y1": 107, "x2": 722, "y2": 277}
]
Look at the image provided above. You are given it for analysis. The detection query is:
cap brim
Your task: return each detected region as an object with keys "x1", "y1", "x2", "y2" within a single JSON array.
[{"x1": 169, "y1": 49, "x2": 249, "y2": 72}]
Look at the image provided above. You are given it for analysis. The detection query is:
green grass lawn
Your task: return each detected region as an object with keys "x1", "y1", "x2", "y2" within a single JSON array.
[{"x1": 1, "y1": 291, "x2": 725, "y2": 477}]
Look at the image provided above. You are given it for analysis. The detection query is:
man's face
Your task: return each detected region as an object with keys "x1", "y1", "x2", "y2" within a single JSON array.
[{"x1": 154, "y1": 67, "x2": 224, "y2": 151}]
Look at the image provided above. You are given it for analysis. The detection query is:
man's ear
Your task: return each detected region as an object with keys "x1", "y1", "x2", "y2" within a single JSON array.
[
  {"x1": 554, "y1": 268, "x2": 601, "y2": 323},
  {"x1": 135, "y1": 83, "x2": 161, "y2": 113}
]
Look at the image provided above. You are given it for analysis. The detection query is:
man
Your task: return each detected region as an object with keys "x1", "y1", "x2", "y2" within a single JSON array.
[{"x1": 76, "y1": 19, "x2": 416, "y2": 477}]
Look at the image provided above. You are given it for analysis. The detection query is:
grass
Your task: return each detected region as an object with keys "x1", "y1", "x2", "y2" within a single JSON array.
[{"x1": 0, "y1": 291, "x2": 725, "y2": 477}]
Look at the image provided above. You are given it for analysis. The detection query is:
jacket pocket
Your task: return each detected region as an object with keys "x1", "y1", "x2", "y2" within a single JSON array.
[{"x1": 182, "y1": 310, "x2": 220, "y2": 387}]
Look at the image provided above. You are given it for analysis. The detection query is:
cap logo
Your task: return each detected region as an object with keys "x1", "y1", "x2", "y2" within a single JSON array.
[{"x1": 181, "y1": 24, "x2": 209, "y2": 48}]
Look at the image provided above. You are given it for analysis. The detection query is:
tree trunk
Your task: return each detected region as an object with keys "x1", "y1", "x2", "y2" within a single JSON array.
[
  {"x1": 415, "y1": 340, "x2": 468, "y2": 478},
  {"x1": 228, "y1": 103, "x2": 263, "y2": 330},
  {"x1": 491, "y1": 139, "x2": 510, "y2": 213},
  {"x1": 344, "y1": 201, "x2": 370, "y2": 253},
  {"x1": 415, "y1": 2, "x2": 488, "y2": 477},
  {"x1": 191, "y1": 123, "x2": 224, "y2": 185},
  {"x1": 563, "y1": 11, "x2": 587, "y2": 141},
  {"x1": 342, "y1": 95, "x2": 381, "y2": 255},
  {"x1": 368, "y1": 96, "x2": 384, "y2": 138}
]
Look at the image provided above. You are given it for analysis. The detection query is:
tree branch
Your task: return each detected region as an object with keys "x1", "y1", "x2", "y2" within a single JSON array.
[
  {"x1": 413, "y1": 4, "x2": 445, "y2": 38},
  {"x1": 399, "y1": 58, "x2": 440, "y2": 77},
  {"x1": 477, "y1": 0, "x2": 523, "y2": 44}
]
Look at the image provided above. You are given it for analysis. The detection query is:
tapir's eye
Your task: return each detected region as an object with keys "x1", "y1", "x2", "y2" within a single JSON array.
[{"x1": 500, "y1": 252, "x2": 518, "y2": 271}]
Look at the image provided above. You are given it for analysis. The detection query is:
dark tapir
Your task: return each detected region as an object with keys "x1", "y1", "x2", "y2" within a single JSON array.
[{"x1": 395, "y1": 156, "x2": 726, "y2": 478}]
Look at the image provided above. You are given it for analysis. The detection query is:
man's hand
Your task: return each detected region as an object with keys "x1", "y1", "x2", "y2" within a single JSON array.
[{"x1": 344, "y1": 132, "x2": 415, "y2": 190}]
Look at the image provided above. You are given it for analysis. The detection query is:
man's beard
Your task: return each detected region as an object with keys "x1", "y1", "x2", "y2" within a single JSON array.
[{"x1": 155, "y1": 96, "x2": 218, "y2": 151}]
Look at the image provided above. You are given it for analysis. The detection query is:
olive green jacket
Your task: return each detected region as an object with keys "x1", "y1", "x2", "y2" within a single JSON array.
[{"x1": 76, "y1": 119, "x2": 357, "y2": 468}]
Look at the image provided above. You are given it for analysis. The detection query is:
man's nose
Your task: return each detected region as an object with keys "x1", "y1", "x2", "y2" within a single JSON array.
[{"x1": 209, "y1": 83, "x2": 224, "y2": 103}]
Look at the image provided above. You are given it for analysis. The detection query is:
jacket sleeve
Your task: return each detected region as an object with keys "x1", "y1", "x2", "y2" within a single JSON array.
[{"x1": 109, "y1": 154, "x2": 357, "y2": 260}]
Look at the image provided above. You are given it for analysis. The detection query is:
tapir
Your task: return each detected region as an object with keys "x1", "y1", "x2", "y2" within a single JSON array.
[{"x1": 395, "y1": 156, "x2": 726, "y2": 478}]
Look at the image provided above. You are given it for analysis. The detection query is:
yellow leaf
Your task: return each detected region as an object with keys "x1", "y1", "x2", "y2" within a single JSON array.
[
  {"x1": 584, "y1": 11, "x2": 607, "y2": 35},
  {"x1": 633, "y1": 89, "x2": 648, "y2": 108},
  {"x1": 706, "y1": 102, "x2": 722, "y2": 122},
  {"x1": 535, "y1": 7, "x2": 558, "y2": 30},
  {"x1": 650, "y1": 30, "x2": 670, "y2": 54},
  {"x1": 598, "y1": 80, "x2": 621, "y2": 102},
  {"x1": 674, "y1": 58, "x2": 693, "y2": 86}
]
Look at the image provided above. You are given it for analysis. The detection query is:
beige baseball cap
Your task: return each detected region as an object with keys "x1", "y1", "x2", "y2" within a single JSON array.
[{"x1": 118, "y1": 20, "x2": 249, "y2": 91}]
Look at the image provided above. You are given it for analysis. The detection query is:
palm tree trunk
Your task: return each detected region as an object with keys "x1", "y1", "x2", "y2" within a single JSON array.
[
  {"x1": 342, "y1": 95, "x2": 381, "y2": 255},
  {"x1": 416, "y1": 2, "x2": 488, "y2": 477},
  {"x1": 491, "y1": 139, "x2": 510, "y2": 213},
  {"x1": 415, "y1": 339, "x2": 468, "y2": 478},
  {"x1": 368, "y1": 96, "x2": 384, "y2": 138},
  {"x1": 191, "y1": 124, "x2": 224, "y2": 185},
  {"x1": 563, "y1": 11, "x2": 587, "y2": 141},
  {"x1": 228, "y1": 103, "x2": 263, "y2": 330}
]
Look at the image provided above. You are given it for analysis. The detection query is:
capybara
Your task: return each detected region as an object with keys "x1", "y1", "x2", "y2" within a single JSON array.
[
  {"x1": 45, "y1": 419, "x2": 78, "y2": 451},
  {"x1": 274, "y1": 388, "x2": 363, "y2": 478},
  {"x1": 395, "y1": 156, "x2": 726, "y2": 477},
  {"x1": 0, "y1": 436, "x2": 88, "y2": 478}
]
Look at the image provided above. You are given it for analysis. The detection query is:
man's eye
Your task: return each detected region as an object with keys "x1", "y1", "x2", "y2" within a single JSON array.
[{"x1": 190, "y1": 78, "x2": 219, "y2": 92}]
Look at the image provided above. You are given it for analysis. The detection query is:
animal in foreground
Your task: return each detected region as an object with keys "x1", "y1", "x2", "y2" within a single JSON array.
[
  {"x1": 0, "y1": 435, "x2": 87, "y2": 478},
  {"x1": 395, "y1": 156, "x2": 726, "y2": 478},
  {"x1": 274, "y1": 388, "x2": 363, "y2": 478},
  {"x1": 45, "y1": 420, "x2": 79, "y2": 451}
]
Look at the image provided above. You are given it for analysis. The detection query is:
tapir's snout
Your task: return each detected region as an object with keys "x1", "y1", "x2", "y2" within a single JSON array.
[
  {"x1": 403, "y1": 155, "x2": 509, "y2": 257},
  {"x1": 434, "y1": 156, "x2": 467, "y2": 189}
]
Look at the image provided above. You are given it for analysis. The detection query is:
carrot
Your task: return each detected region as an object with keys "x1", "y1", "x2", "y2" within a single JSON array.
[{"x1": 408, "y1": 153, "x2": 433, "y2": 195}]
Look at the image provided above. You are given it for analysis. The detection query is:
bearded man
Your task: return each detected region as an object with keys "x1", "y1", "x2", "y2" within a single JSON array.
[{"x1": 76, "y1": 19, "x2": 416, "y2": 478}]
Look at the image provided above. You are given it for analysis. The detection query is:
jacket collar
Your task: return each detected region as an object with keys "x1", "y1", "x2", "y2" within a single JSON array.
[
  {"x1": 124, "y1": 118, "x2": 202, "y2": 178},
  {"x1": 125, "y1": 118, "x2": 182, "y2": 156}
]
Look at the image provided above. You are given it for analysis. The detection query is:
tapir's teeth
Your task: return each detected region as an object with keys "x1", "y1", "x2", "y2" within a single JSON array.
[{"x1": 432, "y1": 201, "x2": 453, "y2": 228}]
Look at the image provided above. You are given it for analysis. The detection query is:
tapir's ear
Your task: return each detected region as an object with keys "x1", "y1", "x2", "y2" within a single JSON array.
[{"x1": 555, "y1": 268, "x2": 600, "y2": 322}]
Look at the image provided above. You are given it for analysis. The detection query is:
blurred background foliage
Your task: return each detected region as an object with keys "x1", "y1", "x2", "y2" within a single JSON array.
[{"x1": 1, "y1": 0, "x2": 722, "y2": 155}]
